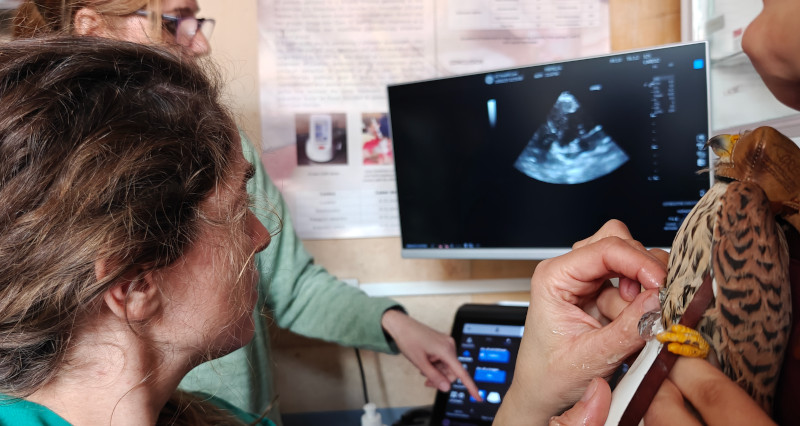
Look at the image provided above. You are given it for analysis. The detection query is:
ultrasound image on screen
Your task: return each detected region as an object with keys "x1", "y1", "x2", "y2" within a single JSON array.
[
  {"x1": 388, "y1": 42, "x2": 710, "y2": 258},
  {"x1": 513, "y1": 91, "x2": 629, "y2": 184}
]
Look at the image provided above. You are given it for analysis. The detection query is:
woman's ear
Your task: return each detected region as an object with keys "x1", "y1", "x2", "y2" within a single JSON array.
[
  {"x1": 73, "y1": 7, "x2": 106, "y2": 36},
  {"x1": 96, "y1": 260, "x2": 161, "y2": 322}
]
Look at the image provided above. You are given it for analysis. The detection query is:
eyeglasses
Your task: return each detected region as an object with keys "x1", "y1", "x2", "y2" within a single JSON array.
[{"x1": 134, "y1": 10, "x2": 216, "y2": 46}]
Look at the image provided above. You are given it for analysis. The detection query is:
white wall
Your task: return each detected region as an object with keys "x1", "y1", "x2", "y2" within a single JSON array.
[{"x1": 203, "y1": 0, "x2": 262, "y2": 146}]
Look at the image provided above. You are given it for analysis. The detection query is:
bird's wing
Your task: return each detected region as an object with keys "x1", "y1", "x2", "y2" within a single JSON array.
[{"x1": 708, "y1": 180, "x2": 792, "y2": 412}]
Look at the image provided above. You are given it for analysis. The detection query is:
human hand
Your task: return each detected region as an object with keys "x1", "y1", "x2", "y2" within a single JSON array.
[
  {"x1": 644, "y1": 357, "x2": 775, "y2": 426},
  {"x1": 380, "y1": 309, "x2": 481, "y2": 400},
  {"x1": 596, "y1": 248, "x2": 772, "y2": 426},
  {"x1": 496, "y1": 220, "x2": 665, "y2": 425},
  {"x1": 594, "y1": 246, "x2": 669, "y2": 320},
  {"x1": 547, "y1": 377, "x2": 612, "y2": 426},
  {"x1": 742, "y1": 0, "x2": 800, "y2": 110},
  {"x1": 573, "y1": 219, "x2": 662, "y2": 304}
]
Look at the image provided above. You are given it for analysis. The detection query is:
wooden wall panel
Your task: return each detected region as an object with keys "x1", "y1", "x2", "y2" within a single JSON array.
[{"x1": 609, "y1": 0, "x2": 682, "y2": 50}]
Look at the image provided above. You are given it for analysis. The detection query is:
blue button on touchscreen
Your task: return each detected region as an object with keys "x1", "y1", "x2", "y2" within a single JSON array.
[
  {"x1": 474, "y1": 367, "x2": 507, "y2": 384},
  {"x1": 478, "y1": 348, "x2": 510, "y2": 363}
]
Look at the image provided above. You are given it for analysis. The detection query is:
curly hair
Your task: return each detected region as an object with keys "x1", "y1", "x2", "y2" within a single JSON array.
[{"x1": 0, "y1": 36, "x2": 242, "y2": 419}]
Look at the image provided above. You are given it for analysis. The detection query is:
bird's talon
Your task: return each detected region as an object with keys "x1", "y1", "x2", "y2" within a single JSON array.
[{"x1": 656, "y1": 324, "x2": 710, "y2": 358}]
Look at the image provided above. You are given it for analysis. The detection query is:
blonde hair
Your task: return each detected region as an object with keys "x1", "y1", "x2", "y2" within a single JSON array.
[{"x1": 13, "y1": 0, "x2": 163, "y2": 39}]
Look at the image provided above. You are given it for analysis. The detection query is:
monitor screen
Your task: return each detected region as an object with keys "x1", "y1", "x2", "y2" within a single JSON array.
[{"x1": 387, "y1": 42, "x2": 710, "y2": 259}]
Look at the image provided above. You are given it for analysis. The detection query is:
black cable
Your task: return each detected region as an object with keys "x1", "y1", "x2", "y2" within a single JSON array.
[{"x1": 355, "y1": 348, "x2": 370, "y2": 404}]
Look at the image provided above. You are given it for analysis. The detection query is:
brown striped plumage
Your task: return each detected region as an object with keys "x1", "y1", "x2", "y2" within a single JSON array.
[{"x1": 660, "y1": 127, "x2": 797, "y2": 415}]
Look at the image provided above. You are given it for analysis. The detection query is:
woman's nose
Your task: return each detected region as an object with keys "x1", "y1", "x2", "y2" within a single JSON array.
[
  {"x1": 187, "y1": 31, "x2": 211, "y2": 57},
  {"x1": 247, "y1": 211, "x2": 271, "y2": 254}
]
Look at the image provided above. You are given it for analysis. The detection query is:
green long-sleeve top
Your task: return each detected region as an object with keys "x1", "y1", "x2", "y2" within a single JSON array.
[{"x1": 179, "y1": 133, "x2": 403, "y2": 426}]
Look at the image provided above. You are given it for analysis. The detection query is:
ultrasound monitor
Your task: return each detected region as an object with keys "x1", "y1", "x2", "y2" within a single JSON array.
[{"x1": 387, "y1": 42, "x2": 710, "y2": 259}]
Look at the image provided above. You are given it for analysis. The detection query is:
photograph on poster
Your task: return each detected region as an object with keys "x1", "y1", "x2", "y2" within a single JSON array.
[
  {"x1": 295, "y1": 112, "x2": 348, "y2": 165},
  {"x1": 361, "y1": 113, "x2": 393, "y2": 165}
]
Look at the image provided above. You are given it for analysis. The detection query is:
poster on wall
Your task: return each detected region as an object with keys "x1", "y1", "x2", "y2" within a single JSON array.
[{"x1": 258, "y1": 0, "x2": 611, "y2": 239}]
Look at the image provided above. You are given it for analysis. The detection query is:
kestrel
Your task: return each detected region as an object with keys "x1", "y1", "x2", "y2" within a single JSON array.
[{"x1": 658, "y1": 126, "x2": 800, "y2": 414}]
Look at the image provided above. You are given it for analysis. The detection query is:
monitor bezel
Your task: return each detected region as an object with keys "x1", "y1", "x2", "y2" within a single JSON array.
[{"x1": 390, "y1": 41, "x2": 712, "y2": 260}]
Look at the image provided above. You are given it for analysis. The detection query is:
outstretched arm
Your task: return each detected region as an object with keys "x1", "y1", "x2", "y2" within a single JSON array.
[
  {"x1": 381, "y1": 309, "x2": 481, "y2": 399},
  {"x1": 246, "y1": 138, "x2": 401, "y2": 352},
  {"x1": 244, "y1": 135, "x2": 479, "y2": 399}
]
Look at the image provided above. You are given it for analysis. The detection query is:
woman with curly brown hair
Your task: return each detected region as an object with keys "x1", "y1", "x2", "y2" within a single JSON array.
[{"x1": 0, "y1": 35, "x2": 271, "y2": 425}]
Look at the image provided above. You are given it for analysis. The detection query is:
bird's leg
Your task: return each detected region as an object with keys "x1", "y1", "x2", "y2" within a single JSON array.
[
  {"x1": 638, "y1": 311, "x2": 710, "y2": 358},
  {"x1": 656, "y1": 324, "x2": 710, "y2": 358}
]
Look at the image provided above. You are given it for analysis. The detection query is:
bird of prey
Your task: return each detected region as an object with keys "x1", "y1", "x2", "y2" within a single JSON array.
[{"x1": 657, "y1": 126, "x2": 800, "y2": 414}]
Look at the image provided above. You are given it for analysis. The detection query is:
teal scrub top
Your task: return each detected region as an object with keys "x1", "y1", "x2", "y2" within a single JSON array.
[{"x1": 0, "y1": 393, "x2": 274, "y2": 426}]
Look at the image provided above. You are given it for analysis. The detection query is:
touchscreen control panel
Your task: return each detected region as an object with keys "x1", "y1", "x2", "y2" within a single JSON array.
[{"x1": 443, "y1": 323, "x2": 524, "y2": 424}]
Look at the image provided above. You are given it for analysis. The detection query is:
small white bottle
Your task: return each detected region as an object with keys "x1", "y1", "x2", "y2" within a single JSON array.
[{"x1": 361, "y1": 402, "x2": 386, "y2": 426}]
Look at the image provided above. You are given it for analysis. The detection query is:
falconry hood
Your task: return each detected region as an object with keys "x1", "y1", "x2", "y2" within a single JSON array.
[{"x1": 712, "y1": 126, "x2": 800, "y2": 230}]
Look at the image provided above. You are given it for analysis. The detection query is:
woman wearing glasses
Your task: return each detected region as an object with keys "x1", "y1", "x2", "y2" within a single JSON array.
[
  {"x1": 13, "y1": 1, "x2": 480, "y2": 424},
  {"x1": 14, "y1": 0, "x2": 215, "y2": 56}
]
